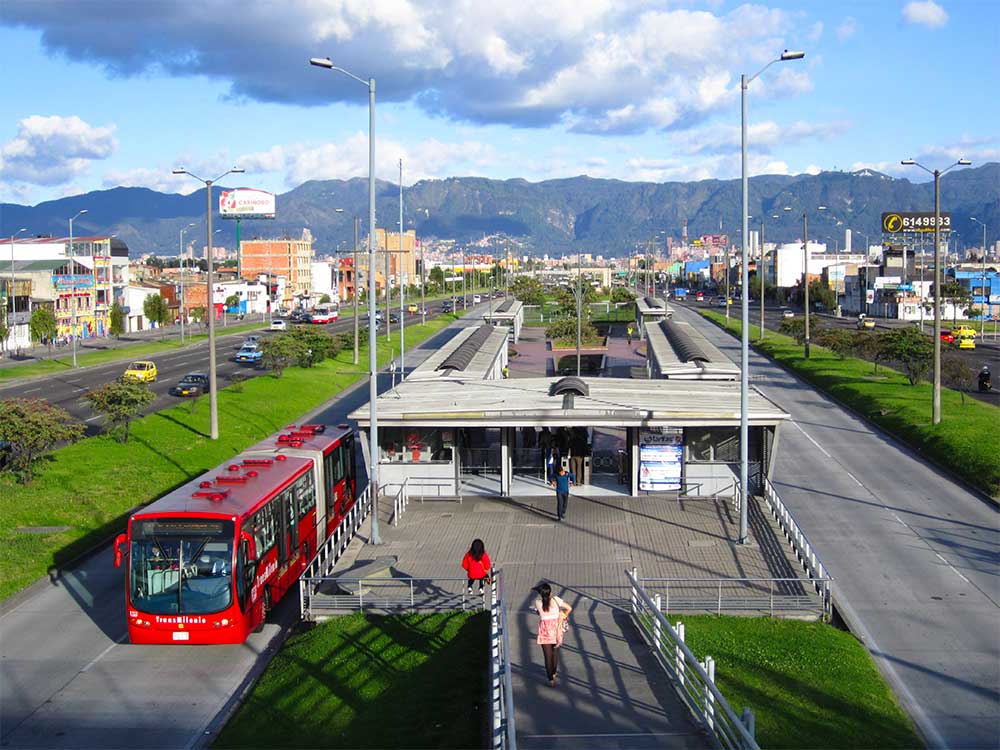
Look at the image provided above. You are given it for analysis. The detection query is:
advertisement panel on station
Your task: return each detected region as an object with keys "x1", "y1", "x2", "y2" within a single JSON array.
[
  {"x1": 638, "y1": 428, "x2": 683, "y2": 492},
  {"x1": 219, "y1": 188, "x2": 276, "y2": 220}
]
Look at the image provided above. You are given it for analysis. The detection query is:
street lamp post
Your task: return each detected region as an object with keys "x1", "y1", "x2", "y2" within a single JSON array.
[
  {"x1": 172, "y1": 166, "x2": 245, "y2": 440},
  {"x1": 398, "y1": 158, "x2": 405, "y2": 379},
  {"x1": 971, "y1": 217, "x2": 988, "y2": 327},
  {"x1": 179, "y1": 222, "x2": 196, "y2": 343},
  {"x1": 739, "y1": 49, "x2": 803, "y2": 543},
  {"x1": 7, "y1": 227, "x2": 27, "y2": 354},
  {"x1": 68, "y1": 209, "x2": 89, "y2": 368},
  {"x1": 901, "y1": 157, "x2": 971, "y2": 425},
  {"x1": 576, "y1": 250, "x2": 582, "y2": 376},
  {"x1": 310, "y1": 57, "x2": 381, "y2": 543}
]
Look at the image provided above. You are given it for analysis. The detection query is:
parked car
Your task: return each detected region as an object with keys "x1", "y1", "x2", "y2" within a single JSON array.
[
  {"x1": 234, "y1": 346, "x2": 263, "y2": 365},
  {"x1": 169, "y1": 372, "x2": 209, "y2": 397},
  {"x1": 123, "y1": 360, "x2": 157, "y2": 383},
  {"x1": 270, "y1": 319, "x2": 286, "y2": 331},
  {"x1": 781, "y1": 309, "x2": 794, "y2": 319},
  {"x1": 940, "y1": 329, "x2": 956, "y2": 343}
]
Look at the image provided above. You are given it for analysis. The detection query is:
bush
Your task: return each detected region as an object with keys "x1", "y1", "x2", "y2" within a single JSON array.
[
  {"x1": 0, "y1": 398, "x2": 85, "y2": 482},
  {"x1": 83, "y1": 379, "x2": 157, "y2": 443}
]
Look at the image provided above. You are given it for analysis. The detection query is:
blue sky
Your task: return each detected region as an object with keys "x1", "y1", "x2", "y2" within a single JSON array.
[{"x1": 0, "y1": 0, "x2": 997, "y2": 206}]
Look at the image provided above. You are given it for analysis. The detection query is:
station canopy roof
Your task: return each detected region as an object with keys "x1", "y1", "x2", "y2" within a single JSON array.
[{"x1": 350, "y1": 376, "x2": 788, "y2": 428}]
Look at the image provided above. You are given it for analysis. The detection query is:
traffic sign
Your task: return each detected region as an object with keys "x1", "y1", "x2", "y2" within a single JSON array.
[{"x1": 881, "y1": 212, "x2": 951, "y2": 234}]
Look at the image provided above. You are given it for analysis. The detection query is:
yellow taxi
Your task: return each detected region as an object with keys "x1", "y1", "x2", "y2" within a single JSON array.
[
  {"x1": 953, "y1": 325, "x2": 977, "y2": 339},
  {"x1": 407, "y1": 303, "x2": 419, "y2": 314},
  {"x1": 123, "y1": 360, "x2": 157, "y2": 383}
]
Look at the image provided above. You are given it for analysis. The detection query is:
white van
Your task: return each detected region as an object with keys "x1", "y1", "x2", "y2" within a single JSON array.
[{"x1": 472, "y1": 294, "x2": 482, "y2": 304}]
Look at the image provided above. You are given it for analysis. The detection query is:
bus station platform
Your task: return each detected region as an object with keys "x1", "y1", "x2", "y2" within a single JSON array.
[{"x1": 335, "y1": 485, "x2": 822, "y2": 748}]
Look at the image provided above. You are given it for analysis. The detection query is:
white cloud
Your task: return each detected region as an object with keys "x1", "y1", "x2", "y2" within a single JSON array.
[
  {"x1": 102, "y1": 167, "x2": 194, "y2": 194},
  {"x1": 0, "y1": 115, "x2": 117, "y2": 186},
  {"x1": 851, "y1": 136, "x2": 995, "y2": 179},
  {"x1": 902, "y1": 1, "x2": 948, "y2": 28},
  {"x1": 1, "y1": 1, "x2": 813, "y2": 134},
  {"x1": 836, "y1": 16, "x2": 858, "y2": 41},
  {"x1": 667, "y1": 119, "x2": 851, "y2": 156},
  {"x1": 805, "y1": 164, "x2": 823, "y2": 175}
]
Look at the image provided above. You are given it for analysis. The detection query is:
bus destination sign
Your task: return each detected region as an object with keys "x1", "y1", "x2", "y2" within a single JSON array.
[{"x1": 881, "y1": 212, "x2": 951, "y2": 234}]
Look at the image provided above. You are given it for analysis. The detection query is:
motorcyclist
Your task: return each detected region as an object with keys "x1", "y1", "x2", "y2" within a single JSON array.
[{"x1": 978, "y1": 366, "x2": 992, "y2": 392}]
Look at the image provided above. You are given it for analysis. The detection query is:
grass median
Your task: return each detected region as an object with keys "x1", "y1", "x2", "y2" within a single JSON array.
[
  {"x1": 0, "y1": 320, "x2": 268, "y2": 381},
  {"x1": 213, "y1": 612, "x2": 489, "y2": 749},
  {"x1": 699, "y1": 309, "x2": 1000, "y2": 497},
  {"x1": 681, "y1": 616, "x2": 921, "y2": 749},
  {"x1": 0, "y1": 313, "x2": 466, "y2": 602}
]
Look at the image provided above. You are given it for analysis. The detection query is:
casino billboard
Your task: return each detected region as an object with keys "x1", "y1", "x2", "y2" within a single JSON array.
[{"x1": 219, "y1": 188, "x2": 276, "y2": 220}]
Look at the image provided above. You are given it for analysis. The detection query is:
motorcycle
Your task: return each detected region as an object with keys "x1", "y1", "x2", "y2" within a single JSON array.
[{"x1": 978, "y1": 369, "x2": 992, "y2": 393}]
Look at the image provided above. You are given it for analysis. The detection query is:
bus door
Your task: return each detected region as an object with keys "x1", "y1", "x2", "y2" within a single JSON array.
[{"x1": 281, "y1": 491, "x2": 299, "y2": 565}]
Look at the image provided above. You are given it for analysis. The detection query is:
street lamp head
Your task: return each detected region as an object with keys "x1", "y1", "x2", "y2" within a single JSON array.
[
  {"x1": 78, "y1": 209, "x2": 89, "y2": 216},
  {"x1": 230, "y1": 167, "x2": 245, "y2": 174},
  {"x1": 901, "y1": 159, "x2": 916, "y2": 166},
  {"x1": 780, "y1": 50, "x2": 805, "y2": 60},
  {"x1": 309, "y1": 57, "x2": 334, "y2": 69},
  {"x1": 817, "y1": 206, "x2": 828, "y2": 211},
  {"x1": 957, "y1": 159, "x2": 972, "y2": 166},
  {"x1": 783, "y1": 206, "x2": 792, "y2": 212},
  {"x1": 334, "y1": 208, "x2": 345, "y2": 213},
  {"x1": 172, "y1": 168, "x2": 187, "y2": 174}
]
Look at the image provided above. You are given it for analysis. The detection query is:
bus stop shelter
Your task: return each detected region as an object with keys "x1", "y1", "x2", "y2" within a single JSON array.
[{"x1": 634, "y1": 295, "x2": 673, "y2": 337}]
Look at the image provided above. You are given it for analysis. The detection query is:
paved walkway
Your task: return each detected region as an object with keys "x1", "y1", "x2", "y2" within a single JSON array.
[{"x1": 339, "y1": 487, "x2": 815, "y2": 749}]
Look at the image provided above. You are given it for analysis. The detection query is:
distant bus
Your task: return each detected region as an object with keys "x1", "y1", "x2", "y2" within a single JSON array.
[
  {"x1": 114, "y1": 424, "x2": 356, "y2": 644},
  {"x1": 673, "y1": 288, "x2": 689, "y2": 300},
  {"x1": 310, "y1": 304, "x2": 339, "y2": 324}
]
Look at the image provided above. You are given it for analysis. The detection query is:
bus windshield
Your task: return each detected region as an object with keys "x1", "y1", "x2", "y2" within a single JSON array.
[{"x1": 129, "y1": 518, "x2": 235, "y2": 615}]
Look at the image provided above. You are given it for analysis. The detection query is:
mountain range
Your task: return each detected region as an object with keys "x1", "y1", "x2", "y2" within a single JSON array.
[{"x1": 2, "y1": 164, "x2": 997, "y2": 257}]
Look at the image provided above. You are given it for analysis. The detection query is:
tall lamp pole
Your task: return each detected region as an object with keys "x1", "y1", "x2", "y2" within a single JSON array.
[
  {"x1": 901, "y1": 157, "x2": 971, "y2": 425},
  {"x1": 179, "y1": 222, "x2": 196, "y2": 343},
  {"x1": 971, "y1": 217, "x2": 988, "y2": 325},
  {"x1": 68, "y1": 209, "x2": 89, "y2": 368},
  {"x1": 398, "y1": 158, "x2": 405, "y2": 379},
  {"x1": 311, "y1": 57, "x2": 381, "y2": 544},
  {"x1": 739, "y1": 49, "x2": 803, "y2": 544},
  {"x1": 7, "y1": 227, "x2": 27, "y2": 354},
  {"x1": 576, "y1": 250, "x2": 582, "y2": 376},
  {"x1": 172, "y1": 166, "x2": 245, "y2": 440}
]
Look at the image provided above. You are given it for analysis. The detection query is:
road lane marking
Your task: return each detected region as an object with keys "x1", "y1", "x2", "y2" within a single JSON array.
[
  {"x1": 24, "y1": 387, "x2": 42, "y2": 393},
  {"x1": 933, "y1": 552, "x2": 972, "y2": 584},
  {"x1": 85, "y1": 415, "x2": 101, "y2": 422},
  {"x1": 844, "y1": 471, "x2": 865, "y2": 488},
  {"x1": 792, "y1": 421, "x2": 831, "y2": 458},
  {"x1": 80, "y1": 632, "x2": 129, "y2": 672}
]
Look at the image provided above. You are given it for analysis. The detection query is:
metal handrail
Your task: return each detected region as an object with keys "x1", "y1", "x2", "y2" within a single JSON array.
[
  {"x1": 490, "y1": 570, "x2": 517, "y2": 750},
  {"x1": 639, "y1": 576, "x2": 831, "y2": 618},
  {"x1": 761, "y1": 477, "x2": 832, "y2": 618},
  {"x1": 300, "y1": 575, "x2": 491, "y2": 617},
  {"x1": 299, "y1": 483, "x2": 372, "y2": 616},
  {"x1": 391, "y1": 476, "x2": 409, "y2": 526},
  {"x1": 626, "y1": 568, "x2": 759, "y2": 750}
]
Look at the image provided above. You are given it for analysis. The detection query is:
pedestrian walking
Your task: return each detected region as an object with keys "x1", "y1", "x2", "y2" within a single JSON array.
[
  {"x1": 626, "y1": 325, "x2": 634, "y2": 345},
  {"x1": 461, "y1": 538, "x2": 492, "y2": 595},
  {"x1": 550, "y1": 466, "x2": 576, "y2": 521},
  {"x1": 532, "y1": 582, "x2": 573, "y2": 687}
]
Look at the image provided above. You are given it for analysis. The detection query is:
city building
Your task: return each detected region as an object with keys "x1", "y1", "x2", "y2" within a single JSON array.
[
  {"x1": 239, "y1": 232, "x2": 314, "y2": 308},
  {"x1": 374, "y1": 228, "x2": 418, "y2": 285}
]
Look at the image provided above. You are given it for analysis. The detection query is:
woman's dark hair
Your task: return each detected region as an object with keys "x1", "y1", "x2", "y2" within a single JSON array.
[
  {"x1": 469, "y1": 538, "x2": 485, "y2": 561},
  {"x1": 533, "y1": 582, "x2": 552, "y2": 611}
]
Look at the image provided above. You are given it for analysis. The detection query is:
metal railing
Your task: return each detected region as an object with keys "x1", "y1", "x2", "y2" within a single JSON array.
[
  {"x1": 390, "y1": 476, "x2": 409, "y2": 526},
  {"x1": 490, "y1": 570, "x2": 517, "y2": 750},
  {"x1": 627, "y1": 568, "x2": 759, "y2": 750},
  {"x1": 299, "y1": 483, "x2": 373, "y2": 616},
  {"x1": 639, "y1": 577, "x2": 830, "y2": 619},
  {"x1": 762, "y1": 477, "x2": 832, "y2": 619},
  {"x1": 300, "y1": 575, "x2": 491, "y2": 617}
]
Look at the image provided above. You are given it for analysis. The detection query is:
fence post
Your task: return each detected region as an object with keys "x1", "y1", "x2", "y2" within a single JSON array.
[
  {"x1": 675, "y1": 621, "x2": 685, "y2": 687},
  {"x1": 630, "y1": 567, "x2": 639, "y2": 617},
  {"x1": 718, "y1": 580, "x2": 722, "y2": 615},
  {"x1": 741, "y1": 706, "x2": 756, "y2": 749},
  {"x1": 703, "y1": 656, "x2": 716, "y2": 731},
  {"x1": 769, "y1": 579, "x2": 774, "y2": 618},
  {"x1": 653, "y1": 594, "x2": 662, "y2": 653},
  {"x1": 410, "y1": 578, "x2": 415, "y2": 610}
]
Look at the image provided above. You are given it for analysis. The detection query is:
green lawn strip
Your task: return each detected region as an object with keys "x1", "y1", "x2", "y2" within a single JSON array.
[
  {"x1": 213, "y1": 612, "x2": 489, "y2": 750},
  {"x1": 679, "y1": 616, "x2": 921, "y2": 749},
  {"x1": 699, "y1": 309, "x2": 1000, "y2": 497},
  {"x1": 0, "y1": 321, "x2": 268, "y2": 381},
  {"x1": 0, "y1": 313, "x2": 465, "y2": 602}
]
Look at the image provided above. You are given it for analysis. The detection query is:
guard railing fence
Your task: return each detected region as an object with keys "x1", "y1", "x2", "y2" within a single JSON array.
[
  {"x1": 627, "y1": 567, "x2": 759, "y2": 750},
  {"x1": 390, "y1": 476, "x2": 409, "y2": 526},
  {"x1": 490, "y1": 570, "x2": 517, "y2": 750},
  {"x1": 300, "y1": 575, "x2": 492, "y2": 618},
  {"x1": 761, "y1": 477, "x2": 832, "y2": 619},
  {"x1": 639, "y1": 576, "x2": 830, "y2": 620}
]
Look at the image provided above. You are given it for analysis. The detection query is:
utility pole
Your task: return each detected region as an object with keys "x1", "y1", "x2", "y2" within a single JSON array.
[
  {"x1": 179, "y1": 222, "x2": 196, "y2": 344},
  {"x1": 759, "y1": 218, "x2": 766, "y2": 341},
  {"x1": 398, "y1": 158, "x2": 405, "y2": 378},
  {"x1": 353, "y1": 215, "x2": 360, "y2": 364},
  {"x1": 576, "y1": 249, "x2": 582, "y2": 376}
]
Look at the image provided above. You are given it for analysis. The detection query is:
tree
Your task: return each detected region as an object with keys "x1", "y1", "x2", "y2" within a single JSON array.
[
  {"x1": 259, "y1": 334, "x2": 299, "y2": 378},
  {"x1": 83, "y1": 379, "x2": 156, "y2": 443},
  {"x1": 190, "y1": 306, "x2": 206, "y2": 325},
  {"x1": 511, "y1": 276, "x2": 545, "y2": 307},
  {"x1": 879, "y1": 327, "x2": 933, "y2": 385},
  {"x1": 0, "y1": 398, "x2": 84, "y2": 483},
  {"x1": 29, "y1": 306, "x2": 56, "y2": 347},
  {"x1": 429, "y1": 266, "x2": 446, "y2": 287},
  {"x1": 808, "y1": 278, "x2": 836, "y2": 312},
  {"x1": 941, "y1": 353, "x2": 974, "y2": 406},
  {"x1": 0, "y1": 313, "x2": 10, "y2": 353},
  {"x1": 109, "y1": 302, "x2": 126, "y2": 338},
  {"x1": 778, "y1": 317, "x2": 811, "y2": 345},
  {"x1": 286, "y1": 326, "x2": 337, "y2": 367},
  {"x1": 814, "y1": 328, "x2": 855, "y2": 359},
  {"x1": 610, "y1": 286, "x2": 636, "y2": 304},
  {"x1": 318, "y1": 293, "x2": 332, "y2": 304},
  {"x1": 936, "y1": 280, "x2": 972, "y2": 324},
  {"x1": 225, "y1": 294, "x2": 241, "y2": 312},
  {"x1": 143, "y1": 294, "x2": 170, "y2": 336},
  {"x1": 851, "y1": 331, "x2": 885, "y2": 374}
]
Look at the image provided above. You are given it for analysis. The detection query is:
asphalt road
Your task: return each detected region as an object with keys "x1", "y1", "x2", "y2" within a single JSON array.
[
  {"x1": 677, "y1": 297, "x2": 1000, "y2": 405},
  {"x1": 0, "y1": 307, "x2": 450, "y2": 435},
  {"x1": 672, "y1": 302, "x2": 1000, "y2": 750},
  {"x1": 0, "y1": 313, "x2": 480, "y2": 750}
]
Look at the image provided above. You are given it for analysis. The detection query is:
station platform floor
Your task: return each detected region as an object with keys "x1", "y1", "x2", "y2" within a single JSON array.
[
  {"x1": 460, "y1": 472, "x2": 632, "y2": 497},
  {"x1": 335, "y1": 488, "x2": 818, "y2": 748}
]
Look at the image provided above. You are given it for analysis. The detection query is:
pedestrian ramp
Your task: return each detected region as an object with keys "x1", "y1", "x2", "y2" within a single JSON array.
[{"x1": 508, "y1": 593, "x2": 711, "y2": 749}]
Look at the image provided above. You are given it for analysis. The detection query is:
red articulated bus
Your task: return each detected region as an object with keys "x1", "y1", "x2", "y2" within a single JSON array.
[{"x1": 114, "y1": 424, "x2": 356, "y2": 644}]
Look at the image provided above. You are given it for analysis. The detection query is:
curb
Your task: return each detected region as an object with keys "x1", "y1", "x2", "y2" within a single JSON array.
[{"x1": 697, "y1": 311, "x2": 1000, "y2": 509}]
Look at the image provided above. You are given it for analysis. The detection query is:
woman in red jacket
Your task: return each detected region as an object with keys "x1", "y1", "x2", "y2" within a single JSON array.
[{"x1": 461, "y1": 539, "x2": 492, "y2": 595}]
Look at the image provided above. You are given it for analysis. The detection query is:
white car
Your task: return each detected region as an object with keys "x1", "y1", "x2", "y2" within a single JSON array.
[
  {"x1": 270, "y1": 319, "x2": 287, "y2": 331},
  {"x1": 782, "y1": 309, "x2": 794, "y2": 319},
  {"x1": 472, "y1": 294, "x2": 482, "y2": 304}
]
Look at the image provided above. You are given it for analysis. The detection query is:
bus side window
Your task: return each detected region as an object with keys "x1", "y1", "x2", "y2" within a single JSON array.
[
  {"x1": 343, "y1": 435, "x2": 355, "y2": 499},
  {"x1": 296, "y1": 470, "x2": 316, "y2": 519},
  {"x1": 324, "y1": 451, "x2": 337, "y2": 516}
]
